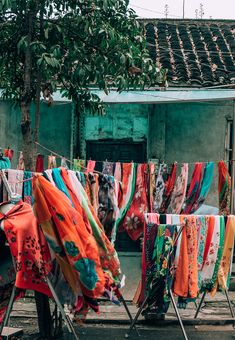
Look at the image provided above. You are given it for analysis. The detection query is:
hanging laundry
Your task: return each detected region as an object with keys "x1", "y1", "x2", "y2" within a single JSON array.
[
  {"x1": 33, "y1": 175, "x2": 106, "y2": 313},
  {"x1": 102, "y1": 161, "x2": 114, "y2": 176},
  {"x1": 142, "y1": 224, "x2": 178, "y2": 316},
  {"x1": 44, "y1": 169, "x2": 56, "y2": 186},
  {"x1": 114, "y1": 162, "x2": 122, "y2": 182},
  {"x1": 173, "y1": 215, "x2": 198, "y2": 299},
  {"x1": 167, "y1": 163, "x2": 189, "y2": 214},
  {"x1": 61, "y1": 157, "x2": 69, "y2": 169},
  {"x1": 160, "y1": 162, "x2": 177, "y2": 213},
  {"x1": 35, "y1": 154, "x2": 44, "y2": 172},
  {"x1": 86, "y1": 160, "x2": 96, "y2": 173},
  {"x1": 196, "y1": 216, "x2": 207, "y2": 290},
  {"x1": 211, "y1": 215, "x2": 235, "y2": 293},
  {"x1": 60, "y1": 169, "x2": 121, "y2": 283},
  {"x1": 88, "y1": 173, "x2": 99, "y2": 214},
  {"x1": 112, "y1": 163, "x2": 137, "y2": 243},
  {"x1": 73, "y1": 159, "x2": 85, "y2": 171},
  {"x1": 98, "y1": 175, "x2": 117, "y2": 240},
  {"x1": 0, "y1": 156, "x2": 11, "y2": 170},
  {"x1": 17, "y1": 151, "x2": 25, "y2": 170},
  {"x1": 48, "y1": 155, "x2": 57, "y2": 169},
  {"x1": 23, "y1": 171, "x2": 34, "y2": 205},
  {"x1": 122, "y1": 164, "x2": 149, "y2": 241},
  {"x1": 183, "y1": 162, "x2": 204, "y2": 214},
  {"x1": 191, "y1": 162, "x2": 215, "y2": 213},
  {"x1": 218, "y1": 160, "x2": 231, "y2": 215},
  {"x1": 148, "y1": 162, "x2": 156, "y2": 213},
  {"x1": 51, "y1": 168, "x2": 72, "y2": 202},
  {"x1": 153, "y1": 163, "x2": 168, "y2": 213},
  {"x1": 4, "y1": 148, "x2": 14, "y2": 161},
  {"x1": 7, "y1": 169, "x2": 24, "y2": 197},
  {"x1": 0, "y1": 201, "x2": 52, "y2": 295}
]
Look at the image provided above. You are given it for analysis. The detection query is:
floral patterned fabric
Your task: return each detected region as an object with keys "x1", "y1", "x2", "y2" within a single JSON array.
[
  {"x1": 167, "y1": 164, "x2": 189, "y2": 214},
  {"x1": 23, "y1": 171, "x2": 34, "y2": 205},
  {"x1": 33, "y1": 175, "x2": 106, "y2": 312},
  {"x1": 153, "y1": 163, "x2": 168, "y2": 213},
  {"x1": 173, "y1": 215, "x2": 198, "y2": 299},
  {"x1": 183, "y1": 163, "x2": 204, "y2": 214},
  {"x1": 218, "y1": 161, "x2": 231, "y2": 216},
  {"x1": 142, "y1": 224, "x2": 178, "y2": 315},
  {"x1": 160, "y1": 163, "x2": 177, "y2": 213},
  {"x1": 0, "y1": 201, "x2": 52, "y2": 296},
  {"x1": 122, "y1": 164, "x2": 149, "y2": 241}
]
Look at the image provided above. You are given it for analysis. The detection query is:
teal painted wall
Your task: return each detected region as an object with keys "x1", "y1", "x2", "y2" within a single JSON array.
[{"x1": 0, "y1": 100, "x2": 72, "y2": 168}]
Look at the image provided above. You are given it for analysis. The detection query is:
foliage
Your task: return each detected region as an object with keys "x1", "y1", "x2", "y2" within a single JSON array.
[{"x1": 0, "y1": 0, "x2": 165, "y2": 114}]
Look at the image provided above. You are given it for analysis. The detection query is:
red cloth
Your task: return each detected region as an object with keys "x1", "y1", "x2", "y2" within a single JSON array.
[
  {"x1": 3, "y1": 148, "x2": 14, "y2": 161},
  {"x1": 160, "y1": 163, "x2": 177, "y2": 213},
  {"x1": 0, "y1": 201, "x2": 52, "y2": 296},
  {"x1": 183, "y1": 162, "x2": 204, "y2": 214},
  {"x1": 122, "y1": 164, "x2": 149, "y2": 241},
  {"x1": 36, "y1": 154, "x2": 44, "y2": 172}
]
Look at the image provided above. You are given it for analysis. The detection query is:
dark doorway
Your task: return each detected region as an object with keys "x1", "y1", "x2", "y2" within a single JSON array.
[{"x1": 86, "y1": 139, "x2": 147, "y2": 252}]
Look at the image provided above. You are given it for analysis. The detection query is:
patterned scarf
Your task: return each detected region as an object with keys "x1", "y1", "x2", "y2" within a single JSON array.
[
  {"x1": 86, "y1": 160, "x2": 96, "y2": 173},
  {"x1": 191, "y1": 162, "x2": 215, "y2": 213},
  {"x1": 160, "y1": 163, "x2": 177, "y2": 213},
  {"x1": 218, "y1": 160, "x2": 231, "y2": 215},
  {"x1": 168, "y1": 163, "x2": 189, "y2": 214},
  {"x1": 183, "y1": 163, "x2": 204, "y2": 214},
  {"x1": 48, "y1": 155, "x2": 57, "y2": 169},
  {"x1": 23, "y1": 171, "x2": 34, "y2": 205},
  {"x1": 153, "y1": 163, "x2": 168, "y2": 213},
  {"x1": 122, "y1": 164, "x2": 149, "y2": 241},
  {"x1": 196, "y1": 216, "x2": 207, "y2": 290},
  {"x1": 7, "y1": 169, "x2": 24, "y2": 197}
]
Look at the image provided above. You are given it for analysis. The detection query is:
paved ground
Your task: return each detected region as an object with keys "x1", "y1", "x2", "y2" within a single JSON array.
[{"x1": 2, "y1": 291, "x2": 235, "y2": 339}]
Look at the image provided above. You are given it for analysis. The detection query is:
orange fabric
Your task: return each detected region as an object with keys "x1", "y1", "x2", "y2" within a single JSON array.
[
  {"x1": 119, "y1": 163, "x2": 132, "y2": 208},
  {"x1": 1, "y1": 201, "x2": 52, "y2": 296},
  {"x1": 33, "y1": 175, "x2": 105, "y2": 301},
  {"x1": 203, "y1": 216, "x2": 215, "y2": 266}
]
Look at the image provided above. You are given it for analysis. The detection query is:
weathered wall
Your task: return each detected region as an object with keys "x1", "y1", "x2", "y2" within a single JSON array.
[{"x1": 0, "y1": 100, "x2": 72, "y2": 168}]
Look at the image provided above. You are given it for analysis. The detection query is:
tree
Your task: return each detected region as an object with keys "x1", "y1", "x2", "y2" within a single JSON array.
[{"x1": 0, "y1": 0, "x2": 165, "y2": 170}]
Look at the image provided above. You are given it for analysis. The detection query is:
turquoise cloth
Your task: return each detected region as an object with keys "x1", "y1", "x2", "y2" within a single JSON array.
[
  {"x1": 52, "y1": 168, "x2": 73, "y2": 205},
  {"x1": 0, "y1": 157, "x2": 11, "y2": 170}
]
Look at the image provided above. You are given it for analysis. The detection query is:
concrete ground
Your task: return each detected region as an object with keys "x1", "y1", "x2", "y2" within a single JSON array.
[{"x1": 2, "y1": 291, "x2": 235, "y2": 339}]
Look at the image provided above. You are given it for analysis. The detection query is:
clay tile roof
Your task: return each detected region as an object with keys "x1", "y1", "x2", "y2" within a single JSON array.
[{"x1": 143, "y1": 19, "x2": 235, "y2": 87}]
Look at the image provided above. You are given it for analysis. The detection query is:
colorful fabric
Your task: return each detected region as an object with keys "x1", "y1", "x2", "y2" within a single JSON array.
[
  {"x1": 168, "y1": 164, "x2": 189, "y2": 214},
  {"x1": 148, "y1": 163, "x2": 156, "y2": 213},
  {"x1": 4, "y1": 148, "x2": 14, "y2": 161},
  {"x1": 17, "y1": 151, "x2": 25, "y2": 171},
  {"x1": 112, "y1": 163, "x2": 137, "y2": 242},
  {"x1": 183, "y1": 163, "x2": 204, "y2": 214},
  {"x1": 122, "y1": 164, "x2": 149, "y2": 241},
  {"x1": 61, "y1": 157, "x2": 69, "y2": 169},
  {"x1": 114, "y1": 162, "x2": 122, "y2": 182},
  {"x1": 160, "y1": 163, "x2": 177, "y2": 213},
  {"x1": 212, "y1": 215, "x2": 235, "y2": 291},
  {"x1": 102, "y1": 161, "x2": 114, "y2": 176},
  {"x1": 0, "y1": 201, "x2": 52, "y2": 295},
  {"x1": 86, "y1": 160, "x2": 96, "y2": 173},
  {"x1": 173, "y1": 215, "x2": 198, "y2": 298},
  {"x1": 51, "y1": 168, "x2": 72, "y2": 203},
  {"x1": 73, "y1": 159, "x2": 85, "y2": 172},
  {"x1": 0, "y1": 157, "x2": 11, "y2": 170},
  {"x1": 67, "y1": 170, "x2": 121, "y2": 283},
  {"x1": 218, "y1": 160, "x2": 231, "y2": 215},
  {"x1": 142, "y1": 224, "x2": 177, "y2": 315},
  {"x1": 23, "y1": 171, "x2": 34, "y2": 205},
  {"x1": 98, "y1": 175, "x2": 117, "y2": 239},
  {"x1": 36, "y1": 154, "x2": 44, "y2": 172},
  {"x1": 153, "y1": 163, "x2": 168, "y2": 213},
  {"x1": 33, "y1": 175, "x2": 106, "y2": 311},
  {"x1": 200, "y1": 216, "x2": 220, "y2": 291},
  {"x1": 196, "y1": 216, "x2": 207, "y2": 290},
  {"x1": 191, "y1": 162, "x2": 215, "y2": 213},
  {"x1": 88, "y1": 173, "x2": 99, "y2": 214},
  {"x1": 7, "y1": 169, "x2": 24, "y2": 197},
  {"x1": 48, "y1": 155, "x2": 57, "y2": 169}
]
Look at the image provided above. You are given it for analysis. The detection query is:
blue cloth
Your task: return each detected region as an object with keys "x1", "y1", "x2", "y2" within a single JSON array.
[
  {"x1": 52, "y1": 168, "x2": 73, "y2": 205},
  {"x1": 0, "y1": 157, "x2": 11, "y2": 170}
]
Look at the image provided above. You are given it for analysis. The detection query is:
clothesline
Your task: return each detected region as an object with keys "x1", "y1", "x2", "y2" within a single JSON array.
[{"x1": 35, "y1": 141, "x2": 235, "y2": 167}]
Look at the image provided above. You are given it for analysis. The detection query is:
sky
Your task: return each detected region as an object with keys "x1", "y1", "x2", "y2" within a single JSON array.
[{"x1": 129, "y1": 0, "x2": 235, "y2": 20}]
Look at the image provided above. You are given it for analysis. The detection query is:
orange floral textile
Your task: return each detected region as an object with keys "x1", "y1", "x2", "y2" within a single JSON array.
[{"x1": 33, "y1": 175, "x2": 105, "y2": 307}]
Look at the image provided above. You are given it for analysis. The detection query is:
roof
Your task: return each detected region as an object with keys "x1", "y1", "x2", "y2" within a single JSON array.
[
  {"x1": 50, "y1": 89, "x2": 235, "y2": 104},
  {"x1": 143, "y1": 19, "x2": 235, "y2": 87}
]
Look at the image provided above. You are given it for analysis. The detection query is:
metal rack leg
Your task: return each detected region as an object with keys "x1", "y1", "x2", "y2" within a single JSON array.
[
  {"x1": 125, "y1": 296, "x2": 148, "y2": 338},
  {"x1": 224, "y1": 288, "x2": 235, "y2": 319},
  {"x1": 0, "y1": 285, "x2": 16, "y2": 335},
  {"x1": 45, "y1": 277, "x2": 80, "y2": 340},
  {"x1": 194, "y1": 291, "x2": 206, "y2": 319},
  {"x1": 119, "y1": 294, "x2": 140, "y2": 337},
  {"x1": 170, "y1": 290, "x2": 188, "y2": 340}
]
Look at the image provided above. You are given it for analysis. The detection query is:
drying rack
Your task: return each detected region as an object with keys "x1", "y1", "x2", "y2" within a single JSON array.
[{"x1": 0, "y1": 169, "x2": 137, "y2": 339}]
